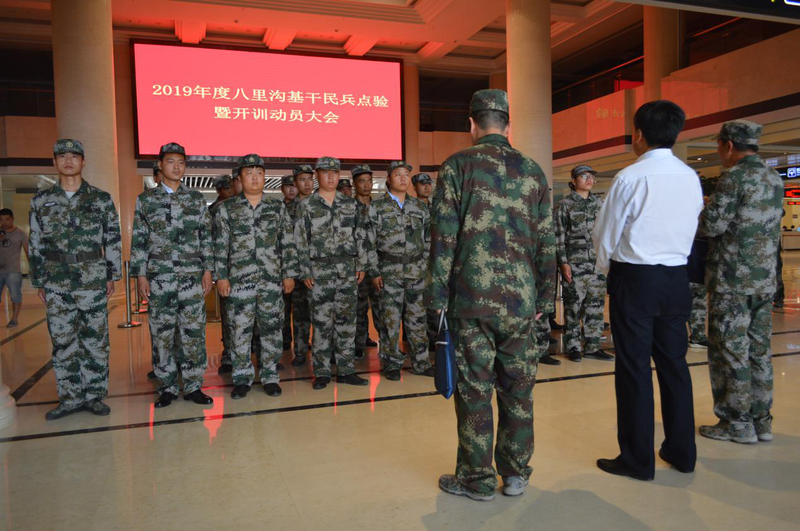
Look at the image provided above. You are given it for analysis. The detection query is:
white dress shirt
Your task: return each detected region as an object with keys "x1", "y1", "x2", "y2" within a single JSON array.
[{"x1": 593, "y1": 148, "x2": 703, "y2": 275}]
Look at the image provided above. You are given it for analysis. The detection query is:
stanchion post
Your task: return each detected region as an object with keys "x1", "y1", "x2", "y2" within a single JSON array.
[{"x1": 118, "y1": 260, "x2": 142, "y2": 328}]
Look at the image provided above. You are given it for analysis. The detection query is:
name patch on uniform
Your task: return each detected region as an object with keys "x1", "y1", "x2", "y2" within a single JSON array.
[{"x1": 44, "y1": 202, "x2": 57, "y2": 207}]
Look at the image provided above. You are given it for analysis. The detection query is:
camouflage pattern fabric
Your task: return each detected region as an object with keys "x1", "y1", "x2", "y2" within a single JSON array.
[
  {"x1": 213, "y1": 193, "x2": 297, "y2": 386},
  {"x1": 689, "y1": 282, "x2": 708, "y2": 343},
  {"x1": 210, "y1": 198, "x2": 234, "y2": 365},
  {"x1": 561, "y1": 262, "x2": 606, "y2": 353},
  {"x1": 707, "y1": 291, "x2": 773, "y2": 425},
  {"x1": 53, "y1": 138, "x2": 85, "y2": 157},
  {"x1": 449, "y1": 316, "x2": 537, "y2": 495},
  {"x1": 554, "y1": 191, "x2": 602, "y2": 267},
  {"x1": 355, "y1": 274, "x2": 375, "y2": 350},
  {"x1": 294, "y1": 191, "x2": 368, "y2": 376},
  {"x1": 283, "y1": 292, "x2": 293, "y2": 346},
  {"x1": 130, "y1": 183, "x2": 214, "y2": 394},
  {"x1": 533, "y1": 317, "x2": 550, "y2": 359},
  {"x1": 286, "y1": 196, "x2": 311, "y2": 357},
  {"x1": 469, "y1": 89, "x2": 509, "y2": 114},
  {"x1": 29, "y1": 180, "x2": 122, "y2": 407},
  {"x1": 365, "y1": 193, "x2": 431, "y2": 371}
]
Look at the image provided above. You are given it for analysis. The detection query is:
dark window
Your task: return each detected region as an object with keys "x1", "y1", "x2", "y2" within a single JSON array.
[
  {"x1": 420, "y1": 75, "x2": 489, "y2": 132},
  {"x1": 0, "y1": 48, "x2": 55, "y2": 117}
]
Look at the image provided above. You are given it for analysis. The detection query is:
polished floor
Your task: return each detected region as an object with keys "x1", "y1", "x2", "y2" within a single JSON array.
[{"x1": 1, "y1": 259, "x2": 800, "y2": 530}]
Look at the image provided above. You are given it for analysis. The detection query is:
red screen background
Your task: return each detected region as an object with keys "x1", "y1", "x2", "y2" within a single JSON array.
[{"x1": 132, "y1": 43, "x2": 403, "y2": 160}]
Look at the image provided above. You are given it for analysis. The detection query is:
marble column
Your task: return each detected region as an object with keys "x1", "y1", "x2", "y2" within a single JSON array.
[
  {"x1": 643, "y1": 6, "x2": 680, "y2": 102},
  {"x1": 404, "y1": 62, "x2": 421, "y2": 174}
]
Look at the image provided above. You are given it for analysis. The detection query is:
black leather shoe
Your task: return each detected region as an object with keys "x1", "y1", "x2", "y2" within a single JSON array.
[
  {"x1": 415, "y1": 367, "x2": 436, "y2": 377},
  {"x1": 313, "y1": 377, "x2": 330, "y2": 390},
  {"x1": 291, "y1": 355, "x2": 306, "y2": 366},
  {"x1": 596, "y1": 458, "x2": 653, "y2": 481},
  {"x1": 585, "y1": 349, "x2": 614, "y2": 361},
  {"x1": 277, "y1": 362, "x2": 285, "y2": 371},
  {"x1": 184, "y1": 390, "x2": 213, "y2": 405},
  {"x1": 385, "y1": 370, "x2": 401, "y2": 381},
  {"x1": 218, "y1": 364, "x2": 233, "y2": 375},
  {"x1": 231, "y1": 385, "x2": 250, "y2": 399},
  {"x1": 147, "y1": 370, "x2": 157, "y2": 380},
  {"x1": 45, "y1": 404, "x2": 83, "y2": 420},
  {"x1": 539, "y1": 355, "x2": 561, "y2": 366},
  {"x1": 355, "y1": 348, "x2": 364, "y2": 360},
  {"x1": 338, "y1": 373, "x2": 369, "y2": 386},
  {"x1": 658, "y1": 449, "x2": 695, "y2": 473},
  {"x1": 264, "y1": 383, "x2": 282, "y2": 396},
  {"x1": 366, "y1": 338, "x2": 378, "y2": 347},
  {"x1": 154, "y1": 392, "x2": 177, "y2": 409},
  {"x1": 567, "y1": 350, "x2": 582, "y2": 362}
]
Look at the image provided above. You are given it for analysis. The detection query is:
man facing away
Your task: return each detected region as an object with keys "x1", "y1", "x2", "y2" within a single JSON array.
[
  {"x1": 593, "y1": 101, "x2": 703, "y2": 481},
  {"x1": 428, "y1": 89, "x2": 556, "y2": 501}
]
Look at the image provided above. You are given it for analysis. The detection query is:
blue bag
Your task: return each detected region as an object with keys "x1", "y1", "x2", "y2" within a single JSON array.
[{"x1": 434, "y1": 310, "x2": 458, "y2": 399}]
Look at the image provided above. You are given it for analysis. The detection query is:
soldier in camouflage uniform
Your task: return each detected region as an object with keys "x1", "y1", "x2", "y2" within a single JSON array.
[
  {"x1": 214, "y1": 154, "x2": 297, "y2": 399},
  {"x1": 131, "y1": 142, "x2": 214, "y2": 408},
  {"x1": 281, "y1": 175, "x2": 298, "y2": 350},
  {"x1": 29, "y1": 139, "x2": 123, "y2": 420},
  {"x1": 428, "y1": 90, "x2": 556, "y2": 500},
  {"x1": 337, "y1": 178, "x2": 353, "y2": 197},
  {"x1": 412, "y1": 172, "x2": 440, "y2": 352},
  {"x1": 353, "y1": 164, "x2": 378, "y2": 358},
  {"x1": 210, "y1": 174, "x2": 236, "y2": 374},
  {"x1": 699, "y1": 121, "x2": 783, "y2": 444},
  {"x1": 555, "y1": 165, "x2": 613, "y2": 362},
  {"x1": 366, "y1": 162, "x2": 435, "y2": 381},
  {"x1": 294, "y1": 157, "x2": 369, "y2": 389},
  {"x1": 286, "y1": 164, "x2": 314, "y2": 366}
]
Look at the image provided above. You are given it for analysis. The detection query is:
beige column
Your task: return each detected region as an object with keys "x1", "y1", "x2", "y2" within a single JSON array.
[
  {"x1": 52, "y1": 0, "x2": 120, "y2": 207},
  {"x1": 490, "y1": 70, "x2": 507, "y2": 91},
  {"x1": 506, "y1": 0, "x2": 552, "y2": 187},
  {"x1": 643, "y1": 6, "x2": 680, "y2": 102},
  {"x1": 0, "y1": 361, "x2": 16, "y2": 430},
  {"x1": 404, "y1": 62, "x2": 420, "y2": 174}
]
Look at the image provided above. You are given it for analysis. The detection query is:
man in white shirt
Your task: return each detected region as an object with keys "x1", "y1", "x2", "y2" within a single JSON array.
[{"x1": 593, "y1": 100, "x2": 703, "y2": 481}]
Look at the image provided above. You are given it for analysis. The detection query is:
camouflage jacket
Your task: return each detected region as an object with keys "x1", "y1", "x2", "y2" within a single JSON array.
[
  {"x1": 294, "y1": 191, "x2": 367, "y2": 281},
  {"x1": 285, "y1": 196, "x2": 308, "y2": 222},
  {"x1": 699, "y1": 155, "x2": 783, "y2": 295},
  {"x1": 365, "y1": 193, "x2": 430, "y2": 280},
  {"x1": 554, "y1": 191, "x2": 603, "y2": 266},
  {"x1": 213, "y1": 193, "x2": 298, "y2": 283},
  {"x1": 130, "y1": 183, "x2": 214, "y2": 278},
  {"x1": 426, "y1": 133, "x2": 557, "y2": 318},
  {"x1": 29, "y1": 180, "x2": 122, "y2": 290}
]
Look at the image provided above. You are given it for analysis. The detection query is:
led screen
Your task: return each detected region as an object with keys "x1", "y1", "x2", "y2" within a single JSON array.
[{"x1": 132, "y1": 42, "x2": 403, "y2": 160}]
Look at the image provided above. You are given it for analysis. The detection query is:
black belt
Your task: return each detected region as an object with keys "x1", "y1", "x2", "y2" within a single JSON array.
[
  {"x1": 379, "y1": 251, "x2": 423, "y2": 265},
  {"x1": 311, "y1": 255, "x2": 353, "y2": 265},
  {"x1": 567, "y1": 243, "x2": 589, "y2": 250},
  {"x1": 44, "y1": 250, "x2": 103, "y2": 264},
  {"x1": 149, "y1": 253, "x2": 201, "y2": 261}
]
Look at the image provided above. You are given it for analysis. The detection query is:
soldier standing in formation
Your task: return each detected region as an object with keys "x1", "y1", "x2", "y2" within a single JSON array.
[
  {"x1": 699, "y1": 121, "x2": 783, "y2": 444},
  {"x1": 214, "y1": 154, "x2": 297, "y2": 399},
  {"x1": 429, "y1": 90, "x2": 556, "y2": 500},
  {"x1": 210, "y1": 174, "x2": 236, "y2": 374},
  {"x1": 29, "y1": 139, "x2": 123, "y2": 420},
  {"x1": 352, "y1": 164, "x2": 378, "y2": 358},
  {"x1": 367, "y1": 162, "x2": 435, "y2": 381},
  {"x1": 286, "y1": 164, "x2": 315, "y2": 366},
  {"x1": 337, "y1": 178, "x2": 353, "y2": 197},
  {"x1": 554, "y1": 165, "x2": 613, "y2": 363},
  {"x1": 280, "y1": 175, "x2": 298, "y2": 351},
  {"x1": 131, "y1": 142, "x2": 214, "y2": 408},
  {"x1": 411, "y1": 172, "x2": 439, "y2": 352},
  {"x1": 294, "y1": 157, "x2": 369, "y2": 389}
]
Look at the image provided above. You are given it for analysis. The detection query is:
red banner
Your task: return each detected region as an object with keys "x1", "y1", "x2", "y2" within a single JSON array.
[{"x1": 132, "y1": 43, "x2": 403, "y2": 160}]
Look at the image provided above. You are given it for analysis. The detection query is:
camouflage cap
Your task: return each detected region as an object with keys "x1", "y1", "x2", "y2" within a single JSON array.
[
  {"x1": 713, "y1": 120, "x2": 763, "y2": 145},
  {"x1": 470, "y1": 89, "x2": 509, "y2": 115},
  {"x1": 293, "y1": 164, "x2": 314, "y2": 177},
  {"x1": 53, "y1": 138, "x2": 85, "y2": 157},
  {"x1": 315, "y1": 156, "x2": 341, "y2": 171},
  {"x1": 571, "y1": 165, "x2": 597, "y2": 179},
  {"x1": 214, "y1": 174, "x2": 232, "y2": 190},
  {"x1": 281, "y1": 175, "x2": 296, "y2": 186},
  {"x1": 159, "y1": 142, "x2": 186, "y2": 158},
  {"x1": 387, "y1": 160, "x2": 413, "y2": 175},
  {"x1": 412, "y1": 173, "x2": 432, "y2": 185},
  {"x1": 231, "y1": 167, "x2": 240, "y2": 179},
  {"x1": 152, "y1": 161, "x2": 161, "y2": 176},
  {"x1": 238, "y1": 153, "x2": 265, "y2": 169},
  {"x1": 351, "y1": 164, "x2": 373, "y2": 179},
  {"x1": 337, "y1": 178, "x2": 352, "y2": 190}
]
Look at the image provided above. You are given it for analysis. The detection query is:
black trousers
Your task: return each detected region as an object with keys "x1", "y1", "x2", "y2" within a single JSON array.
[{"x1": 608, "y1": 261, "x2": 696, "y2": 478}]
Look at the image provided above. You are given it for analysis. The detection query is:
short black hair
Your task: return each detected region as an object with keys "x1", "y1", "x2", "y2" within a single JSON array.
[
  {"x1": 0, "y1": 208, "x2": 12, "y2": 218},
  {"x1": 471, "y1": 109, "x2": 509, "y2": 131},
  {"x1": 730, "y1": 141, "x2": 760, "y2": 153},
  {"x1": 633, "y1": 100, "x2": 686, "y2": 149}
]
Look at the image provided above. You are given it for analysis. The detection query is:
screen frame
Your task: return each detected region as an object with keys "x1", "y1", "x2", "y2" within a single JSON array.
[{"x1": 130, "y1": 39, "x2": 406, "y2": 164}]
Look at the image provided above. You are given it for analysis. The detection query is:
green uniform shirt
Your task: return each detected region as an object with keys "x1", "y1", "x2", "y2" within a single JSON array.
[{"x1": 365, "y1": 193, "x2": 430, "y2": 280}]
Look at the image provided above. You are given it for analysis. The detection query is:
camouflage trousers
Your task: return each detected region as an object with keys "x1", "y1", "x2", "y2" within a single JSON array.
[
  {"x1": 309, "y1": 278, "x2": 357, "y2": 378},
  {"x1": 708, "y1": 291, "x2": 774, "y2": 425},
  {"x1": 45, "y1": 287, "x2": 110, "y2": 408},
  {"x1": 283, "y1": 293, "x2": 293, "y2": 346},
  {"x1": 373, "y1": 276, "x2": 432, "y2": 373},
  {"x1": 562, "y1": 262, "x2": 606, "y2": 353},
  {"x1": 356, "y1": 274, "x2": 375, "y2": 350},
  {"x1": 449, "y1": 316, "x2": 537, "y2": 495},
  {"x1": 148, "y1": 273, "x2": 207, "y2": 396},
  {"x1": 292, "y1": 283, "x2": 311, "y2": 357},
  {"x1": 228, "y1": 281, "x2": 284, "y2": 386},
  {"x1": 533, "y1": 318, "x2": 551, "y2": 359},
  {"x1": 219, "y1": 295, "x2": 234, "y2": 365},
  {"x1": 689, "y1": 283, "x2": 708, "y2": 343}
]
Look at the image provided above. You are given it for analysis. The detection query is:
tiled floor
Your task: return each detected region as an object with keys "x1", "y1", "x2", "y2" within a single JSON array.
[{"x1": 1, "y1": 257, "x2": 799, "y2": 530}]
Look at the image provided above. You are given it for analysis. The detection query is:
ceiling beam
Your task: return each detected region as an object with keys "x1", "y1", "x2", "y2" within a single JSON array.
[
  {"x1": 263, "y1": 28, "x2": 296, "y2": 50},
  {"x1": 174, "y1": 20, "x2": 206, "y2": 44},
  {"x1": 343, "y1": 35, "x2": 379, "y2": 56}
]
